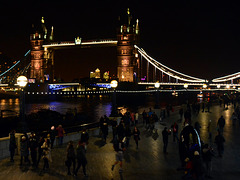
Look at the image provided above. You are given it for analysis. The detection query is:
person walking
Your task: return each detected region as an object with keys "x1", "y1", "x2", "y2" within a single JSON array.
[
  {"x1": 29, "y1": 132, "x2": 38, "y2": 167},
  {"x1": 215, "y1": 130, "x2": 225, "y2": 157},
  {"x1": 9, "y1": 130, "x2": 17, "y2": 162},
  {"x1": 133, "y1": 126, "x2": 140, "y2": 149},
  {"x1": 49, "y1": 126, "x2": 56, "y2": 149},
  {"x1": 20, "y1": 135, "x2": 30, "y2": 166},
  {"x1": 162, "y1": 127, "x2": 170, "y2": 154},
  {"x1": 100, "y1": 116, "x2": 109, "y2": 143},
  {"x1": 41, "y1": 137, "x2": 51, "y2": 171},
  {"x1": 135, "y1": 112, "x2": 139, "y2": 125},
  {"x1": 80, "y1": 128, "x2": 89, "y2": 150},
  {"x1": 111, "y1": 139, "x2": 126, "y2": 173},
  {"x1": 171, "y1": 122, "x2": 179, "y2": 142},
  {"x1": 56, "y1": 125, "x2": 65, "y2": 146},
  {"x1": 192, "y1": 151, "x2": 205, "y2": 180},
  {"x1": 75, "y1": 141, "x2": 88, "y2": 177},
  {"x1": 202, "y1": 144, "x2": 214, "y2": 179},
  {"x1": 66, "y1": 141, "x2": 76, "y2": 175},
  {"x1": 217, "y1": 116, "x2": 225, "y2": 134}
]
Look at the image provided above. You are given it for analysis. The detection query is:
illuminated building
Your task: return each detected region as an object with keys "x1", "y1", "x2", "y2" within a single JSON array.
[
  {"x1": 117, "y1": 8, "x2": 140, "y2": 82},
  {"x1": 90, "y1": 72, "x2": 95, "y2": 78},
  {"x1": 103, "y1": 71, "x2": 109, "y2": 80},
  {"x1": 95, "y1": 68, "x2": 100, "y2": 78},
  {"x1": 30, "y1": 17, "x2": 54, "y2": 83}
]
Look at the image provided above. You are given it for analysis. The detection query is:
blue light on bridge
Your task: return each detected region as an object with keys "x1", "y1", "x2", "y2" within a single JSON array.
[{"x1": 49, "y1": 84, "x2": 64, "y2": 90}]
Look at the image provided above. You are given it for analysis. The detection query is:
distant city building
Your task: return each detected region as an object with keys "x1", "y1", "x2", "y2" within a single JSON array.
[
  {"x1": 95, "y1": 68, "x2": 100, "y2": 78},
  {"x1": 103, "y1": 71, "x2": 109, "y2": 80},
  {"x1": 90, "y1": 72, "x2": 96, "y2": 78}
]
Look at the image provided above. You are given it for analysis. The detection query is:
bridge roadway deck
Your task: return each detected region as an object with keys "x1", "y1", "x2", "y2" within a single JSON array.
[{"x1": 0, "y1": 104, "x2": 240, "y2": 180}]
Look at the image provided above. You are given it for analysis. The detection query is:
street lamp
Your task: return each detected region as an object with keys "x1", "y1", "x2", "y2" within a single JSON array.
[
  {"x1": 154, "y1": 82, "x2": 160, "y2": 109},
  {"x1": 203, "y1": 84, "x2": 207, "y2": 89},
  {"x1": 184, "y1": 84, "x2": 188, "y2": 89},
  {"x1": 17, "y1": 76, "x2": 28, "y2": 133},
  {"x1": 110, "y1": 80, "x2": 118, "y2": 117}
]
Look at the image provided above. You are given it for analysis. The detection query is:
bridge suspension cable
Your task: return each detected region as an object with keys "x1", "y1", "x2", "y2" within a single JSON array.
[
  {"x1": 0, "y1": 50, "x2": 30, "y2": 77},
  {"x1": 135, "y1": 45, "x2": 207, "y2": 83},
  {"x1": 212, "y1": 72, "x2": 240, "y2": 82}
]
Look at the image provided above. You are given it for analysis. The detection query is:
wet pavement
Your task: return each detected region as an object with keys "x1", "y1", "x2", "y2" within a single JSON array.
[{"x1": 0, "y1": 103, "x2": 240, "y2": 180}]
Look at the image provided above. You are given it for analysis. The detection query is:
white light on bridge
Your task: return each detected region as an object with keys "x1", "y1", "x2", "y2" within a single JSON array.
[
  {"x1": 226, "y1": 85, "x2": 230, "y2": 89},
  {"x1": 17, "y1": 76, "x2": 28, "y2": 87},
  {"x1": 217, "y1": 84, "x2": 221, "y2": 88},
  {"x1": 203, "y1": 84, "x2": 207, "y2": 89},
  {"x1": 184, "y1": 84, "x2": 188, "y2": 88}
]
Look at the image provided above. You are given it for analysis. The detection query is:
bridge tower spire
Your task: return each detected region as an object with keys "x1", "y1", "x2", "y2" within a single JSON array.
[
  {"x1": 117, "y1": 9, "x2": 140, "y2": 82},
  {"x1": 30, "y1": 17, "x2": 54, "y2": 83}
]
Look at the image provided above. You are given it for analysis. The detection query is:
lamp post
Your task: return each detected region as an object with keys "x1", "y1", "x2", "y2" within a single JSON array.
[
  {"x1": 110, "y1": 80, "x2": 118, "y2": 117},
  {"x1": 17, "y1": 76, "x2": 28, "y2": 133},
  {"x1": 154, "y1": 82, "x2": 160, "y2": 109}
]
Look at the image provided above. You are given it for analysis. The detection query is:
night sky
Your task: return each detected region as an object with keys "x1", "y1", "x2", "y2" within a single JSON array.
[{"x1": 1, "y1": 1, "x2": 240, "y2": 81}]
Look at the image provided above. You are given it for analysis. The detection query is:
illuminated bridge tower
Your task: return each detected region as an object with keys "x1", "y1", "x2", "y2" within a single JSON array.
[
  {"x1": 30, "y1": 17, "x2": 54, "y2": 83},
  {"x1": 117, "y1": 9, "x2": 140, "y2": 82}
]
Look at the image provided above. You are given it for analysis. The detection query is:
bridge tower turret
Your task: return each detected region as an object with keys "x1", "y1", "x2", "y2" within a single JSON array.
[
  {"x1": 30, "y1": 17, "x2": 54, "y2": 83},
  {"x1": 117, "y1": 9, "x2": 140, "y2": 82}
]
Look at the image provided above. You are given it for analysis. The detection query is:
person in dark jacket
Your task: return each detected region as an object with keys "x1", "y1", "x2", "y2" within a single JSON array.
[
  {"x1": 215, "y1": 130, "x2": 225, "y2": 157},
  {"x1": 192, "y1": 151, "x2": 205, "y2": 180},
  {"x1": 171, "y1": 122, "x2": 179, "y2": 142},
  {"x1": 100, "y1": 116, "x2": 109, "y2": 143},
  {"x1": 29, "y1": 132, "x2": 38, "y2": 167},
  {"x1": 49, "y1": 126, "x2": 56, "y2": 149},
  {"x1": 74, "y1": 141, "x2": 88, "y2": 177},
  {"x1": 117, "y1": 120, "x2": 125, "y2": 142},
  {"x1": 66, "y1": 141, "x2": 76, "y2": 175},
  {"x1": 36, "y1": 135, "x2": 44, "y2": 168},
  {"x1": 162, "y1": 127, "x2": 171, "y2": 154},
  {"x1": 9, "y1": 130, "x2": 17, "y2": 162},
  {"x1": 202, "y1": 144, "x2": 214, "y2": 178},
  {"x1": 20, "y1": 135, "x2": 30, "y2": 166},
  {"x1": 217, "y1": 116, "x2": 225, "y2": 134},
  {"x1": 80, "y1": 128, "x2": 89, "y2": 150},
  {"x1": 133, "y1": 126, "x2": 140, "y2": 149}
]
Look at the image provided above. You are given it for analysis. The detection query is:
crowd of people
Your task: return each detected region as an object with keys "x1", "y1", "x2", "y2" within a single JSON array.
[{"x1": 7, "y1": 95, "x2": 240, "y2": 179}]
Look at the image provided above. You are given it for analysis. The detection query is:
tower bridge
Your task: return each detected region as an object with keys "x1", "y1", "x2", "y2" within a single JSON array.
[{"x1": 1, "y1": 9, "x2": 240, "y2": 92}]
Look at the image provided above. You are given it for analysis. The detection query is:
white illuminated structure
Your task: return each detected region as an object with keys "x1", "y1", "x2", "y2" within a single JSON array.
[
  {"x1": 155, "y1": 82, "x2": 160, "y2": 88},
  {"x1": 184, "y1": 84, "x2": 188, "y2": 88},
  {"x1": 134, "y1": 45, "x2": 206, "y2": 83},
  {"x1": 203, "y1": 84, "x2": 207, "y2": 89},
  {"x1": 17, "y1": 76, "x2": 28, "y2": 87},
  {"x1": 110, "y1": 80, "x2": 118, "y2": 88}
]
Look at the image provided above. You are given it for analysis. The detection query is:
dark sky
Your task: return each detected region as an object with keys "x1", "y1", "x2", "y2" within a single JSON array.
[{"x1": 1, "y1": 0, "x2": 240, "y2": 81}]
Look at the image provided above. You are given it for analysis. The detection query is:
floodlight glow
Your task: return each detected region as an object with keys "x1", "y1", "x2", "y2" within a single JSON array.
[
  {"x1": 17, "y1": 76, "x2": 28, "y2": 87},
  {"x1": 110, "y1": 80, "x2": 118, "y2": 88}
]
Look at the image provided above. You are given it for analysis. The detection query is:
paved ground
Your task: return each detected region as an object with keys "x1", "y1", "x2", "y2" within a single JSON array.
[{"x1": 1, "y1": 103, "x2": 240, "y2": 180}]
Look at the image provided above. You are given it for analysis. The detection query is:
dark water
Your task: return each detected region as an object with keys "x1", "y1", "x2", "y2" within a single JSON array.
[
  {"x1": 0, "y1": 92, "x2": 198, "y2": 137},
  {"x1": 0, "y1": 92, "x2": 199, "y2": 119}
]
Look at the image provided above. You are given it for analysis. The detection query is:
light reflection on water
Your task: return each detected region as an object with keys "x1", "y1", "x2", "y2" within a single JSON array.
[{"x1": 0, "y1": 95, "x2": 156, "y2": 122}]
